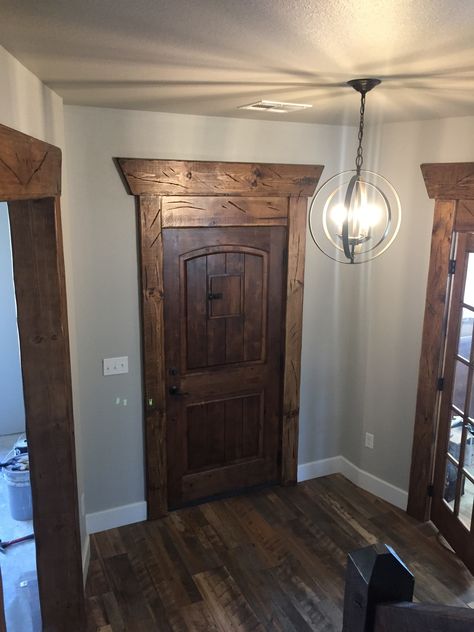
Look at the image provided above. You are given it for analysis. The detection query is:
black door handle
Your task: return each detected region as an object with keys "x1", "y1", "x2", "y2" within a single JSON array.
[
  {"x1": 208, "y1": 292, "x2": 223, "y2": 300},
  {"x1": 169, "y1": 386, "x2": 189, "y2": 397}
]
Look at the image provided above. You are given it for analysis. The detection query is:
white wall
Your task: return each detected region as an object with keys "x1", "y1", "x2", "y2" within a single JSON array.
[
  {"x1": 63, "y1": 105, "x2": 355, "y2": 515},
  {"x1": 342, "y1": 116, "x2": 474, "y2": 491},
  {"x1": 0, "y1": 202, "x2": 25, "y2": 436},
  {"x1": 0, "y1": 45, "x2": 87, "y2": 554}
]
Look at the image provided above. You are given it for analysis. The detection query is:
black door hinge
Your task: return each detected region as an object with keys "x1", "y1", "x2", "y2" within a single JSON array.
[
  {"x1": 437, "y1": 377, "x2": 445, "y2": 391},
  {"x1": 449, "y1": 259, "x2": 456, "y2": 275},
  {"x1": 428, "y1": 483, "x2": 434, "y2": 497}
]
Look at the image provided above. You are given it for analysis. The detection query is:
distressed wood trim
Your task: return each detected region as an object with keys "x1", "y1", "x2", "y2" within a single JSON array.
[
  {"x1": 421, "y1": 163, "x2": 474, "y2": 200},
  {"x1": 0, "y1": 123, "x2": 61, "y2": 200},
  {"x1": 8, "y1": 197, "x2": 86, "y2": 631},
  {"x1": 281, "y1": 196, "x2": 308, "y2": 485},
  {"x1": 137, "y1": 195, "x2": 168, "y2": 518},
  {"x1": 407, "y1": 199, "x2": 457, "y2": 521},
  {"x1": 454, "y1": 199, "x2": 474, "y2": 231},
  {"x1": 161, "y1": 196, "x2": 288, "y2": 227},
  {"x1": 116, "y1": 158, "x2": 322, "y2": 197}
]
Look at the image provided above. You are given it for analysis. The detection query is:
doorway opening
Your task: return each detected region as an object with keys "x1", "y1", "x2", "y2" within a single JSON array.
[{"x1": 0, "y1": 201, "x2": 40, "y2": 629}]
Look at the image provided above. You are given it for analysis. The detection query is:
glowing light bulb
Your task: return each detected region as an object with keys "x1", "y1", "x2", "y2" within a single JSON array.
[{"x1": 329, "y1": 203, "x2": 347, "y2": 229}]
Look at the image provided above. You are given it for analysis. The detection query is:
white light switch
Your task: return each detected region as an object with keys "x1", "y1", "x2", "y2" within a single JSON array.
[{"x1": 103, "y1": 356, "x2": 128, "y2": 376}]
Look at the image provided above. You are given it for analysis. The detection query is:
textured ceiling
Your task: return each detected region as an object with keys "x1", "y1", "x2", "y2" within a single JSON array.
[{"x1": 1, "y1": 0, "x2": 474, "y2": 124}]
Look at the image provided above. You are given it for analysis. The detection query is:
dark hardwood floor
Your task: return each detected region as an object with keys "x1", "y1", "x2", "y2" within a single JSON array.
[{"x1": 85, "y1": 474, "x2": 474, "y2": 631}]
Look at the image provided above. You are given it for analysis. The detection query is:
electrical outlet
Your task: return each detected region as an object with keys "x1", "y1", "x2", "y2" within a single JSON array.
[
  {"x1": 365, "y1": 432, "x2": 374, "y2": 449},
  {"x1": 103, "y1": 356, "x2": 128, "y2": 376}
]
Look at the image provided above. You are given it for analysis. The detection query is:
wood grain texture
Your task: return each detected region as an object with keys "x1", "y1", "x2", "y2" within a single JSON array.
[
  {"x1": 137, "y1": 195, "x2": 168, "y2": 519},
  {"x1": 163, "y1": 227, "x2": 284, "y2": 507},
  {"x1": 161, "y1": 196, "x2": 288, "y2": 227},
  {"x1": 421, "y1": 163, "x2": 474, "y2": 200},
  {"x1": 374, "y1": 603, "x2": 474, "y2": 632},
  {"x1": 85, "y1": 474, "x2": 474, "y2": 631},
  {"x1": 116, "y1": 159, "x2": 322, "y2": 197},
  {"x1": 454, "y1": 199, "x2": 474, "y2": 231},
  {"x1": 0, "y1": 123, "x2": 61, "y2": 200},
  {"x1": 281, "y1": 197, "x2": 308, "y2": 485},
  {"x1": 407, "y1": 199, "x2": 457, "y2": 521},
  {"x1": 8, "y1": 197, "x2": 85, "y2": 632}
]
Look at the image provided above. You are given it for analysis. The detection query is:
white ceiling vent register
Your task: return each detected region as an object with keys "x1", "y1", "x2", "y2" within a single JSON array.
[{"x1": 239, "y1": 100, "x2": 312, "y2": 113}]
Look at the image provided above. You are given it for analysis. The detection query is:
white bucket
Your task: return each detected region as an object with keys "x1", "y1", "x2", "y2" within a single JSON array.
[{"x1": 3, "y1": 461, "x2": 33, "y2": 521}]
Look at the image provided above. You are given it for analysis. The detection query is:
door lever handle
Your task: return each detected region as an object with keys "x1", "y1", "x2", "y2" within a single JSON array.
[
  {"x1": 208, "y1": 292, "x2": 223, "y2": 300},
  {"x1": 169, "y1": 386, "x2": 189, "y2": 397}
]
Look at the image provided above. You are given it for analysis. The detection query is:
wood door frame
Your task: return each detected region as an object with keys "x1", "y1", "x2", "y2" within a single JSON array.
[
  {"x1": 0, "y1": 123, "x2": 85, "y2": 630},
  {"x1": 116, "y1": 158, "x2": 323, "y2": 518},
  {"x1": 408, "y1": 162, "x2": 474, "y2": 522}
]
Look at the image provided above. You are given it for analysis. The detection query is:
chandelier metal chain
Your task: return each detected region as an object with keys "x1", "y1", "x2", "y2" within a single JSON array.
[{"x1": 355, "y1": 91, "x2": 366, "y2": 175}]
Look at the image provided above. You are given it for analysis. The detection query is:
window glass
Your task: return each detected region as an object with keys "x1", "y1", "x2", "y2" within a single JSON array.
[
  {"x1": 453, "y1": 361, "x2": 469, "y2": 412},
  {"x1": 463, "y1": 253, "x2": 474, "y2": 308}
]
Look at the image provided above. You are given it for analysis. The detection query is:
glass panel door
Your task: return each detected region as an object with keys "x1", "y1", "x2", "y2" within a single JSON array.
[{"x1": 432, "y1": 233, "x2": 474, "y2": 560}]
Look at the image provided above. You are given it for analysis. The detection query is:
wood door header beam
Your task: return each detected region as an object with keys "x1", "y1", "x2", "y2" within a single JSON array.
[
  {"x1": 116, "y1": 158, "x2": 323, "y2": 197},
  {"x1": 421, "y1": 162, "x2": 474, "y2": 200},
  {"x1": 0, "y1": 123, "x2": 61, "y2": 200}
]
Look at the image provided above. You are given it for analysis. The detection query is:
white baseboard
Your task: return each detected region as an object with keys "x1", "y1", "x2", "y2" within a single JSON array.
[
  {"x1": 339, "y1": 457, "x2": 408, "y2": 510},
  {"x1": 84, "y1": 459, "x2": 406, "y2": 535},
  {"x1": 297, "y1": 455, "x2": 408, "y2": 510},
  {"x1": 297, "y1": 456, "x2": 342, "y2": 481},
  {"x1": 82, "y1": 535, "x2": 90, "y2": 586},
  {"x1": 86, "y1": 501, "x2": 147, "y2": 534}
]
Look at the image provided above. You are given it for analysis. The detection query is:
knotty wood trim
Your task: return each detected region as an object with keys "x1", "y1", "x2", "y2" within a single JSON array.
[
  {"x1": 407, "y1": 199, "x2": 457, "y2": 521},
  {"x1": 137, "y1": 195, "x2": 168, "y2": 518},
  {"x1": 0, "y1": 123, "x2": 61, "y2": 200},
  {"x1": 421, "y1": 163, "x2": 474, "y2": 200},
  {"x1": 116, "y1": 158, "x2": 322, "y2": 197},
  {"x1": 281, "y1": 196, "x2": 308, "y2": 485},
  {"x1": 8, "y1": 197, "x2": 86, "y2": 631},
  {"x1": 161, "y1": 196, "x2": 288, "y2": 227}
]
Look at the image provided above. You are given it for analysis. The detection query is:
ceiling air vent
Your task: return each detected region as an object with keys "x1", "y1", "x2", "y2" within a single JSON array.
[{"x1": 239, "y1": 100, "x2": 312, "y2": 113}]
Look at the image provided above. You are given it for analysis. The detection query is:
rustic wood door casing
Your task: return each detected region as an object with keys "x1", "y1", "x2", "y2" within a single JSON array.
[
  {"x1": 409, "y1": 163, "x2": 474, "y2": 572},
  {"x1": 0, "y1": 124, "x2": 85, "y2": 631},
  {"x1": 116, "y1": 160, "x2": 323, "y2": 517},
  {"x1": 164, "y1": 226, "x2": 286, "y2": 507}
]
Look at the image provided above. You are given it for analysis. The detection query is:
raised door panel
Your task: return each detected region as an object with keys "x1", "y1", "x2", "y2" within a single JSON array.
[{"x1": 184, "y1": 249, "x2": 267, "y2": 369}]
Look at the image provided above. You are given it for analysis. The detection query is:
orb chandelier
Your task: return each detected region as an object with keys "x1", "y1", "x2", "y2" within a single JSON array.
[{"x1": 309, "y1": 78, "x2": 401, "y2": 264}]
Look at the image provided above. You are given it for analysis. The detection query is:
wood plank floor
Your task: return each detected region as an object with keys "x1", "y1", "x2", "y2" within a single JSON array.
[{"x1": 85, "y1": 474, "x2": 474, "y2": 631}]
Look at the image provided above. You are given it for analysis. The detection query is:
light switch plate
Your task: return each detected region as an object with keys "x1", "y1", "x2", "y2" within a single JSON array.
[{"x1": 103, "y1": 356, "x2": 128, "y2": 376}]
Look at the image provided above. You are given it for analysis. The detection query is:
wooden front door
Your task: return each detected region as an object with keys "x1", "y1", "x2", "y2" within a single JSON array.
[
  {"x1": 163, "y1": 226, "x2": 285, "y2": 507},
  {"x1": 431, "y1": 232, "x2": 474, "y2": 569},
  {"x1": 116, "y1": 158, "x2": 322, "y2": 516}
]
